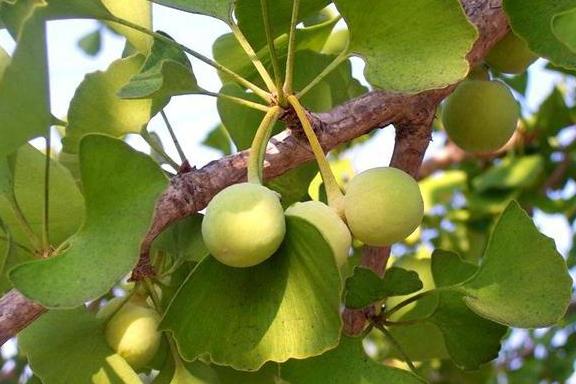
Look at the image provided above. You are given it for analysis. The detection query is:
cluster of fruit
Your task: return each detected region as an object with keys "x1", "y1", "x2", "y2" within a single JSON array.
[
  {"x1": 201, "y1": 166, "x2": 424, "y2": 268},
  {"x1": 98, "y1": 31, "x2": 537, "y2": 372}
]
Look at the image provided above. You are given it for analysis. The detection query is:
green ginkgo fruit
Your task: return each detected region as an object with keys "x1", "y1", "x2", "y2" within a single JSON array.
[
  {"x1": 486, "y1": 31, "x2": 538, "y2": 74},
  {"x1": 442, "y1": 80, "x2": 519, "y2": 153},
  {"x1": 202, "y1": 183, "x2": 286, "y2": 268},
  {"x1": 102, "y1": 296, "x2": 161, "y2": 370},
  {"x1": 285, "y1": 201, "x2": 352, "y2": 267},
  {"x1": 343, "y1": 167, "x2": 424, "y2": 246}
]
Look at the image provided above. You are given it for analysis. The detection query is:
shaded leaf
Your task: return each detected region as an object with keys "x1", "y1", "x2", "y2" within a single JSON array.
[
  {"x1": 62, "y1": 55, "x2": 157, "y2": 154},
  {"x1": 281, "y1": 336, "x2": 424, "y2": 384},
  {"x1": 78, "y1": 28, "x2": 102, "y2": 56},
  {"x1": 460, "y1": 201, "x2": 573, "y2": 327},
  {"x1": 152, "y1": 214, "x2": 208, "y2": 263},
  {"x1": 553, "y1": 7, "x2": 576, "y2": 53},
  {"x1": 0, "y1": 6, "x2": 52, "y2": 159},
  {"x1": 334, "y1": 0, "x2": 477, "y2": 92},
  {"x1": 161, "y1": 217, "x2": 342, "y2": 370},
  {"x1": 202, "y1": 124, "x2": 233, "y2": 155},
  {"x1": 235, "y1": 0, "x2": 330, "y2": 49},
  {"x1": 149, "y1": 0, "x2": 231, "y2": 21},
  {"x1": 429, "y1": 290, "x2": 507, "y2": 370},
  {"x1": 345, "y1": 267, "x2": 422, "y2": 309},
  {"x1": 472, "y1": 155, "x2": 545, "y2": 193},
  {"x1": 533, "y1": 87, "x2": 574, "y2": 135},
  {"x1": 119, "y1": 32, "x2": 202, "y2": 100},
  {"x1": 10, "y1": 135, "x2": 167, "y2": 308},
  {"x1": 214, "y1": 364, "x2": 279, "y2": 384},
  {"x1": 503, "y1": 0, "x2": 576, "y2": 69},
  {"x1": 431, "y1": 249, "x2": 477, "y2": 288},
  {"x1": 19, "y1": 308, "x2": 141, "y2": 384},
  {"x1": 266, "y1": 161, "x2": 318, "y2": 208},
  {"x1": 0, "y1": 145, "x2": 84, "y2": 248}
]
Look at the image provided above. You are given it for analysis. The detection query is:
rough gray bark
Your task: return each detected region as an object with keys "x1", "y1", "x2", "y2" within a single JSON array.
[{"x1": 0, "y1": 0, "x2": 509, "y2": 345}]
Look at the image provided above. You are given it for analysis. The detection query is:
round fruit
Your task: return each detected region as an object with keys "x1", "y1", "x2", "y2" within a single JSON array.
[
  {"x1": 202, "y1": 183, "x2": 286, "y2": 268},
  {"x1": 442, "y1": 80, "x2": 519, "y2": 153},
  {"x1": 343, "y1": 167, "x2": 424, "y2": 246},
  {"x1": 102, "y1": 297, "x2": 161, "y2": 370},
  {"x1": 285, "y1": 201, "x2": 352, "y2": 267},
  {"x1": 486, "y1": 31, "x2": 538, "y2": 74}
]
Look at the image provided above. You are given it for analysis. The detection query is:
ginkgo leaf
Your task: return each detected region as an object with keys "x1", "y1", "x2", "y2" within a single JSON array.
[
  {"x1": 460, "y1": 201, "x2": 573, "y2": 328},
  {"x1": 503, "y1": 0, "x2": 576, "y2": 69},
  {"x1": 334, "y1": 0, "x2": 477, "y2": 92},
  {"x1": 10, "y1": 135, "x2": 167, "y2": 308},
  {"x1": 161, "y1": 217, "x2": 342, "y2": 371},
  {"x1": 281, "y1": 337, "x2": 424, "y2": 384},
  {"x1": 0, "y1": 6, "x2": 52, "y2": 159},
  {"x1": 62, "y1": 55, "x2": 156, "y2": 154}
]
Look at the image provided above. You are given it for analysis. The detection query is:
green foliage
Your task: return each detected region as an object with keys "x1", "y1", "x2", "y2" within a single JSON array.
[
  {"x1": 345, "y1": 267, "x2": 422, "y2": 309},
  {"x1": 162, "y1": 217, "x2": 342, "y2": 370},
  {"x1": 10, "y1": 135, "x2": 167, "y2": 308},
  {"x1": 334, "y1": 0, "x2": 477, "y2": 92},
  {"x1": 0, "y1": 7, "x2": 52, "y2": 160},
  {"x1": 19, "y1": 308, "x2": 141, "y2": 383},
  {"x1": 460, "y1": 202, "x2": 572, "y2": 328},
  {"x1": 503, "y1": 0, "x2": 576, "y2": 69},
  {"x1": 0, "y1": 1, "x2": 575, "y2": 382}
]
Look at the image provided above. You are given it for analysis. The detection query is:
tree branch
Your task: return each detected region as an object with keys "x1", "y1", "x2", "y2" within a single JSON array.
[{"x1": 0, "y1": 0, "x2": 509, "y2": 345}]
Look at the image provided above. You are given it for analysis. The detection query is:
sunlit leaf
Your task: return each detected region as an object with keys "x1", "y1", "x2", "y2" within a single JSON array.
[
  {"x1": 460, "y1": 201, "x2": 573, "y2": 327},
  {"x1": 472, "y1": 155, "x2": 545, "y2": 193},
  {"x1": 162, "y1": 217, "x2": 342, "y2": 370},
  {"x1": 62, "y1": 55, "x2": 156, "y2": 154},
  {"x1": 19, "y1": 308, "x2": 142, "y2": 384},
  {"x1": 553, "y1": 8, "x2": 576, "y2": 53},
  {"x1": 101, "y1": 0, "x2": 152, "y2": 53},
  {"x1": 334, "y1": 0, "x2": 477, "y2": 92},
  {"x1": 10, "y1": 135, "x2": 167, "y2": 308}
]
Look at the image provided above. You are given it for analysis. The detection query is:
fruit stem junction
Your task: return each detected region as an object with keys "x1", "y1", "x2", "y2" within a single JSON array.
[{"x1": 247, "y1": 106, "x2": 282, "y2": 184}]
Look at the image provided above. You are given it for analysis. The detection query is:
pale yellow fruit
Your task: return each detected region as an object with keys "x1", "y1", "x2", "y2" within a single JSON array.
[
  {"x1": 343, "y1": 167, "x2": 424, "y2": 246},
  {"x1": 486, "y1": 31, "x2": 538, "y2": 74},
  {"x1": 202, "y1": 183, "x2": 286, "y2": 268},
  {"x1": 103, "y1": 299, "x2": 161, "y2": 370},
  {"x1": 442, "y1": 80, "x2": 519, "y2": 153},
  {"x1": 285, "y1": 201, "x2": 351, "y2": 267}
]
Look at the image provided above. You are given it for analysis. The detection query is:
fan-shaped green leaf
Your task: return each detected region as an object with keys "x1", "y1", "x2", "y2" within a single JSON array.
[
  {"x1": 10, "y1": 135, "x2": 167, "y2": 308},
  {"x1": 62, "y1": 55, "x2": 156, "y2": 154},
  {"x1": 0, "y1": 7, "x2": 52, "y2": 159},
  {"x1": 460, "y1": 201, "x2": 573, "y2": 327},
  {"x1": 161, "y1": 217, "x2": 342, "y2": 371},
  {"x1": 334, "y1": 0, "x2": 477, "y2": 92},
  {"x1": 472, "y1": 155, "x2": 545, "y2": 193},
  {"x1": 281, "y1": 336, "x2": 424, "y2": 383},
  {"x1": 503, "y1": 0, "x2": 576, "y2": 69}
]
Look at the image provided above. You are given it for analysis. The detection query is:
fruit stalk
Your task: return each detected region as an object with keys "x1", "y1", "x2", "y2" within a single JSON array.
[
  {"x1": 287, "y1": 95, "x2": 344, "y2": 211},
  {"x1": 247, "y1": 106, "x2": 282, "y2": 184}
]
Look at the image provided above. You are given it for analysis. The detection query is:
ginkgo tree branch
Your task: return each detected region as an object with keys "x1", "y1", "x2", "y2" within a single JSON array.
[{"x1": 0, "y1": 0, "x2": 508, "y2": 346}]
